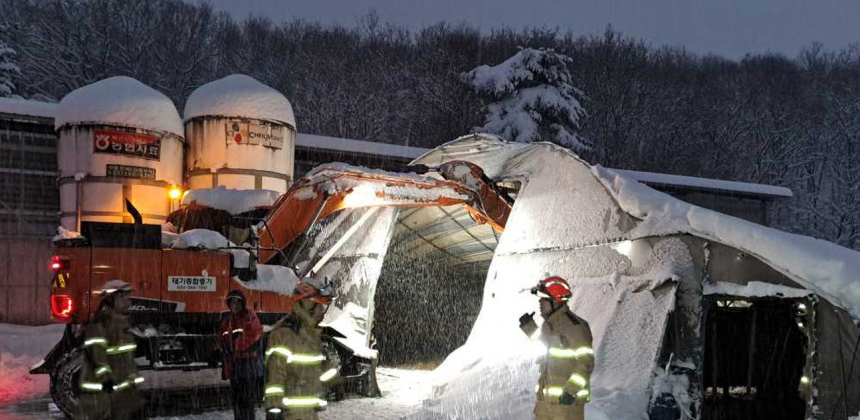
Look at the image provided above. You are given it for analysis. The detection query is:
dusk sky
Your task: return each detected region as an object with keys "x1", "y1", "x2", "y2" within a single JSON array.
[{"x1": 199, "y1": 0, "x2": 860, "y2": 59}]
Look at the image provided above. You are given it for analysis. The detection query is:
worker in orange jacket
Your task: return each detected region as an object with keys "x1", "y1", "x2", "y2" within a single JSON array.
[
  {"x1": 217, "y1": 290, "x2": 264, "y2": 420},
  {"x1": 520, "y1": 276, "x2": 594, "y2": 420}
]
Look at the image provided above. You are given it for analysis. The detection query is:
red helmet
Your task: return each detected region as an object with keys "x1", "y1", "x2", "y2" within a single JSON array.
[{"x1": 532, "y1": 276, "x2": 572, "y2": 303}]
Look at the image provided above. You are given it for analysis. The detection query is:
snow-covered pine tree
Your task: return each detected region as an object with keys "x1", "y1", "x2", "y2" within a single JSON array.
[
  {"x1": 463, "y1": 47, "x2": 589, "y2": 151},
  {"x1": 0, "y1": 30, "x2": 20, "y2": 97}
]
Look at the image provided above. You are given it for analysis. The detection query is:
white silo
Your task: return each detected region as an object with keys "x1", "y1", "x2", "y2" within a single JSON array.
[
  {"x1": 56, "y1": 76, "x2": 185, "y2": 231},
  {"x1": 183, "y1": 74, "x2": 296, "y2": 194}
]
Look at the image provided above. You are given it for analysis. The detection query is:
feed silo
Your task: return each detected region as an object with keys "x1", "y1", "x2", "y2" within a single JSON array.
[
  {"x1": 184, "y1": 74, "x2": 296, "y2": 194},
  {"x1": 55, "y1": 76, "x2": 185, "y2": 230}
]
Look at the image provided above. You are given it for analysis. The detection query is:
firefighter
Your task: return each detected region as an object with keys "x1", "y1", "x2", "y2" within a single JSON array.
[
  {"x1": 77, "y1": 279, "x2": 144, "y2": 420},
  {"x1": 216, "y1": 290, "x2": 264, "y2": 420},
  {"x1": 264, "y1": 280, "x2": 338, "y2": 420},
  {"x1": 519, "y1": 276, "x2": 594, "y2": 420}
]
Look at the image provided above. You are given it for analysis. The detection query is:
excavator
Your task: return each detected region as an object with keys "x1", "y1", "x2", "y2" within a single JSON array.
[{"x1": 32, "y1": 160, "x2": 513, "y2": 417}]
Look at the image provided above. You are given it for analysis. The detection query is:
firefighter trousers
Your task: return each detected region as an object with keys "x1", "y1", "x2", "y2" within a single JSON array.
[{"x1": 534, "y1": 399, "x2": 585, "y2": 420}]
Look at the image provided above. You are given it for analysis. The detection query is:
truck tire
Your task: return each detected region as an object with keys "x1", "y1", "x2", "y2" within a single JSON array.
[{"x1": 50, "y1": 348, "x2": 83, "y2": 418}]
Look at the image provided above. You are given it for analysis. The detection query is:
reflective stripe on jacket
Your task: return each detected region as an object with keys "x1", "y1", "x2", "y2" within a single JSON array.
[
  {"x1": 264, "y1": 304, "x2": 336, "y2": 415},
  {"x1": 536, "y1": 307, "x2": 594, "y2": 403}
]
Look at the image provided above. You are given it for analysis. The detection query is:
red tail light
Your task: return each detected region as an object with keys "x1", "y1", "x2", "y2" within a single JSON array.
[
  {"x1": 51, "y1": 295, "x2": 74, "y2": 319},
  {"x1": 50, "y1": 255, "x2": 70, "y2": 273}
]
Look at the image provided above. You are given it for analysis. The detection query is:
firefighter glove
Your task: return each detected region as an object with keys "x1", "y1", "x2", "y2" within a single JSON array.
[
  {"x1": 559, "y1": 391, "x2": 575, "y2": 405},
  {"x1": 102, "y1": 380, "x2": 115, "y2": 394},
  {"x1": 519, "y1": 312, "x2": 538, "y2": 338}
]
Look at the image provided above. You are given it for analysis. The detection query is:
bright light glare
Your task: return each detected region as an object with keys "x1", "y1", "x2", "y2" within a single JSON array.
[
  {"x1": 612, "y1": 240, "x2": 633, "y2": 256},
  {"x1": 169, "y1": 186, "x2": 182, "y2": 199},
  {"x1": 343, "y1": 184, "x2": 382, "y2": 208}
]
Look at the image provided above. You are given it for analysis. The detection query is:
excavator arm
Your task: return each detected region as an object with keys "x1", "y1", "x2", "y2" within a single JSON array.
[{"x1": 257, "y1": 161, "x2": 513, "y2": 265}]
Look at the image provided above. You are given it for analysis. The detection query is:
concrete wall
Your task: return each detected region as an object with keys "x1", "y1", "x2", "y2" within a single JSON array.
[{"x1": 0, "y1": 237, "x2": 53, "y2": 325}]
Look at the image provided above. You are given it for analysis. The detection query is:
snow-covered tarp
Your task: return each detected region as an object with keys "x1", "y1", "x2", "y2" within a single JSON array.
[
  {"x1": 0, "y1": 97, "x2": 56, "y2": 119},
  {"x1": 405, "y1": 134, "x2": 860, "y2": 420},
  {"x1": 184, "y1": 74, "x2": 295, "y2": 127},
  {"x1": 55, "y1": 76, "x2": 183, "y2": 137},
  {"x1": 181, "y1": 187, "x2": 280, "y2": 215},
  {"x1": 594, "y1": 166, "x2": 860, "y2": 320},
  {"x1": 407, "y1": 134, "x2": 679, "y2": 420}
]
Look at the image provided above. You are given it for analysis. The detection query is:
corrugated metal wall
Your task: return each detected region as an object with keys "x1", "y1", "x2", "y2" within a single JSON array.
[{"x1": 0, "y1": 237, "x2": 53, "y2": 325}]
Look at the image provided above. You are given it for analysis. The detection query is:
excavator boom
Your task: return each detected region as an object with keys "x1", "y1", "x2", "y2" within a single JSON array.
[{"x1": 257, "y1": 162, "x2": 512, "y2": 265}]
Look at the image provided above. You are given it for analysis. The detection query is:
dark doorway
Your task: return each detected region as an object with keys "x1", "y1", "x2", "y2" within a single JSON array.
[{"x1": 702, "y1": 298, "x2": 809, "y2": 420}]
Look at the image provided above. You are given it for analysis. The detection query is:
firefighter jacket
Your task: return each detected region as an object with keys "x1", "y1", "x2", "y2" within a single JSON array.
[
  {"x1": 217, "y1": 308, "x2": 264, "y2": 380},
  {"x1": 527, "y1": 307, "x2": 594, "y2": 420},
  {"x1": 264, "y1": 303, "x2": 338, "y2": 418},
  {"x1": 77, "y1": 306, "x2": 143, "y2": 420}
]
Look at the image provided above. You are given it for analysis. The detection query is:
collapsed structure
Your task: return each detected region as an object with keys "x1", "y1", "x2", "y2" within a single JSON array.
[{"x1": 403, "y1": 134, "x2": 860, "y2": 420}]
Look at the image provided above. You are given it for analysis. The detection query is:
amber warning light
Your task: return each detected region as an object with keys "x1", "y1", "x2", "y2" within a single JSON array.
[{"x1": 51, "y1": 295, "x2": 74, "y2": 319}]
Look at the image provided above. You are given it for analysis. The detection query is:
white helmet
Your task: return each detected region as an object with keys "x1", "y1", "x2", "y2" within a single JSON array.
[{"x1": 100, "y1": 279, "x2": 133, "y2": 296}]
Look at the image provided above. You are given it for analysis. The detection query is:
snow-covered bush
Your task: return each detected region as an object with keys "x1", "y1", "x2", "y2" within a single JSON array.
[{"x1": 462, "y1": 47, "x2": 589, "y2": 151}]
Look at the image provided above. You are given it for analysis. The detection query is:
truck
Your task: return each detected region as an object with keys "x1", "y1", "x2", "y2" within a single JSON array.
[{"x1": 31, "y1": 161, "x2": 513, "y2": 417}]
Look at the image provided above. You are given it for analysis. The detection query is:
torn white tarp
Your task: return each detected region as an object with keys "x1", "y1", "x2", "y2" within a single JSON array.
[
  {"x1": 409, "y1": 135, "x2": 687, "y2": 420},
  {"x1": 593, "y1": 166, "x2": 860, "y2": 319}
]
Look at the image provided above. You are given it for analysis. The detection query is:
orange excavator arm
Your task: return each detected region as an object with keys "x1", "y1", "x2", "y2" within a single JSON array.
[{"x1": 257, "y1": 161, "x2": 513, "y2": 265}]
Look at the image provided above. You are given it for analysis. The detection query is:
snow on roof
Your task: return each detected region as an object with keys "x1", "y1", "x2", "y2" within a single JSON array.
[
  {"x1": 614, "y1": 168, "x2": 793, "y2": 198},
  {"x1": 55, "y1": 77, "x2": 183, "y2": 137},
  {"x1": 296, "y1": 133, "x2": 428, "y2": 159},
  {"x1": 0, "y1": 97, "x2": 57, "y2": 119},
  {"x1": 594, "y1": 166, "x2": 860, "y2": 319},
  {"x1": 181, "y1": 187, "x2": 280, "y2": 215},
  {"x1": 704, "y1": 281, "x2": 812, "y2": 298},
  {"x1": 184, "y1": 74, "x2": 295, "y2": 127}
]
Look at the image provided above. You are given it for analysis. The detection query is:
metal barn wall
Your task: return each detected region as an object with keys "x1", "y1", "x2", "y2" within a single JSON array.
[{"x1": 0, "y1": 237, "x2": 53, "y2": 325}]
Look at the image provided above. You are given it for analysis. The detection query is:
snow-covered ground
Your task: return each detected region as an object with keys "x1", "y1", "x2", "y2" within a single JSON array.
[
  {"x1": 0, "y1": 323, "x2": 65, "y2": 408},
  {"x1": 0, "y1": 323, "x2": 432, "y2": 420}
]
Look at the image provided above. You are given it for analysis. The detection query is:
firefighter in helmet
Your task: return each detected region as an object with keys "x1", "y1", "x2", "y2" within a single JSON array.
[
  {"x1": 216, "y1": 290, "x2": 264, "y2": 420},
  {"x1": 519, "y1": 276, "x2": 594, "y2": 420},
  {"x1": 77, "y1": 279, "x2": 144, "y2": 420},
  {"x1": 264, "y1": 279, "x2": 338, "y2": 420}
]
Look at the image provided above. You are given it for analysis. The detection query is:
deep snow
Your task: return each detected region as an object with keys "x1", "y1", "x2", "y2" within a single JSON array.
[
  {"x1": 0, "y1": 323, "x2": 65, "y2": 407},
  {"x1": 0, "y1": 97, "x2": 57, "y2": 119},
  {"x1": 181, "y1": 187, "x2": 280, "y2": 215},
  {"x1": 0, "y1": 321, "x2": 431, "y2": 420},
  {"x1": 54, "y1": 76, "x2": 183, "y2": 137},
  {"x1": 184, "y1": 74, "x2": 295, "y2": 126}
]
